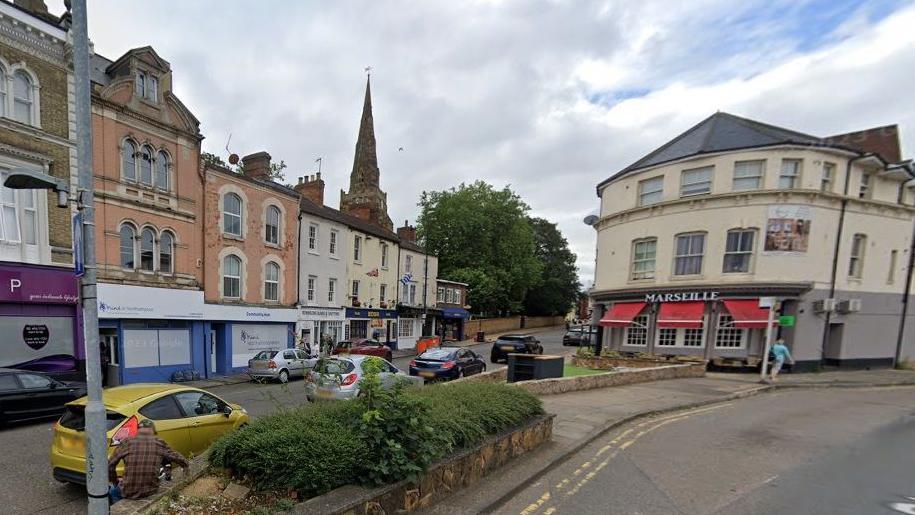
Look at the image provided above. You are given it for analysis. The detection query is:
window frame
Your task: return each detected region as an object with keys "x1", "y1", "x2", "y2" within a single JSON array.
[
  {"x1": 223, "y1": 193, "x2": 243, "y2": 237},
  {"x1": 623, "y1": 314, "x2": 649, "y2": 347},
  {"x1": 630, "y1": 238, "x2": 657, "y2": 281},
  {"x1": 714, "y1": 314, "x2": 747, "y2": 349},
  {"x1": 264, "y1": 261, "x2": 280, "y2": 302},
  {"x1": 138, "y1": 145, "x2": 154, "y2": 187},
  {"x1": 306, "y1": 274, "x2": 317, "y2": 303},
  {"x1": 308, "y1": 222, "x2": 318, "y2": 252},
  {"x1": 265, "y1": 205, "x2": 281, "y2": 246},
  {"x1": 673, "y1": 232, "x2": 706, "y2": 276},
  {"x1": 821, "y1": 162, "x2": 835, "y2": 193},
  {"x1": 328, "y1": 278, "x2": 337, "y2": 304},
  {"x1": 353, "y1": 235, "x2": 362, "y2": 263},
  {"x1": 159, "y1": 230, "x2": 174, "y2": 274},
  {"x1": 858, "y1": 173, "x2": 872, "y2": 199},
  {"x1": 351, "y1": 279, "x2": 360, "y2": 299},
  {"x1": 11, "y1": 70, "x2": 33, "y2": 125},
  {"x1": 139, "y1": 227, "x2": 156, "y2": 272},
  {"x1": 381, "y1": 244, "x2": 389, "y2": 269},
  {"x1": 119, "y1": 223, "x2": 137, "y2": 269},
  {"x1": 638, "y1": 176, "x2": 664, "y2": 206},
  {"x1": 722, "y1": 228, "x2": 756, "y2": 274},
  {"x1": 405, "y1": 254, "x2": 413, "y2": 274},
  {"x1": 679, "y1": 166, "x2": 713, "y2": 197},
  {"x1": 848, "y1": 233, "x2": 866, "y2": 279},
  {"x1": 732, "y1": 160, "x2": 764, "y2": 191},
  {"x1": 329, "y1": 229, "x2": 339, "y2": 257},
  {"x1": 223, "y1": 255, "x2": 243, "y2": 299},
  {"x1": 779, "y1": 159, "x2": 801, "y2": 189},
  {"x1": 154, "y1": 150, "x2": 170, "y2": 191},
  {"x1": 121, "y1": 139, "x2": 137, "y2": 182},
  {"x1": 380, "y1": 283, "x2": 387, "y2": 303}
]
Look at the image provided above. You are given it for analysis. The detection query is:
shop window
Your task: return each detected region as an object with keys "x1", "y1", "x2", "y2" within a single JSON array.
[
  {"x1": 631, "y1": 238, "x2": 656, "y2": 280},
  {"x1": 223, "y1": 255, "x2": 242, "y2": 299},
  {"x1": 779, "y1": 159, "x2": 801, "y2": 189},
  {"x1": 624, "y1": 314, "x2": 648, "y2": 346},
  {"x1": 350, "y1": 320, "x2": 368, "y2": 339},
  {"x1": 266, "y1": 206, "x2": 281, "y2": 245},
  {"x1": 399, "y1": 320, "x2": 415, "y2": 338},
  {"x1": 638, "y1": 176, "x2": 664, "y2": 206},
  {"x1": 733, "y1": 160, "x2": 764, "y2": 191},
  {"x1": 119, "y1": 224, "x2": 136, "y2": 268},
  {"x1": 265, "y1": 262, "x2": 280, "y2": 302},
  {"x1": 715, "y1": 314, "x2": 746, "y2": 349},
  {"x1": 139, "y1": 228, "x2": 155, "y2": 271},
  {"x1": 656, "y1": 328, "x2": 677, "y2": 347},
  {"x1": 657, "y1": 323, "x2": 705, "y2": 348},
  {"x1": 674, "y1": 232, "x2": 705, "y2": 276},
  {"x1": 723, "y1": 229, "x2": 755, "y2": 273},
  {"x1": 223, "y1": 193, "x2": 243, "y2": 237},
  {"x1": 159, "y1": 231, "x2": 174, "y2": 274},
  {"x1": 680, "y1": 166, "x2": 713, "y2": 197}
]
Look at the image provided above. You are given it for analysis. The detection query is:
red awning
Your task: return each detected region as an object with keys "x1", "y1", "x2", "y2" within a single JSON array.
[
  {"x1": 599, "y1": 302, "x2": 646, "y2": 327},
  {"x1": 657, "y1": 301, "x2": 705, "y2": 328},
  {"x1": 723, "y1": 299, "x2": 774, "y2": 329}
]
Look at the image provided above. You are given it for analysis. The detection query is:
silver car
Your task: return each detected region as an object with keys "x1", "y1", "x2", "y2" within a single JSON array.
[
  {"x1": 304, "y1": 355, "x2": 422, "y2": 401},
  {"x1": 248, "y1": 348, "x2": 312, "y2": 383}
]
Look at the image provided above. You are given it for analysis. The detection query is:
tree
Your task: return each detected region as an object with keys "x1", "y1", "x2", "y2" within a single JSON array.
[
  {"x1": 523, "y1": 218, "x2": 580, "y2": 316},
  {"x1": 417, "y1": 181, "x2": 541, "y2": 314}
]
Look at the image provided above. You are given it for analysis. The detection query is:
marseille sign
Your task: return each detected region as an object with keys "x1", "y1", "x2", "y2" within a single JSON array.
[{"x1": 645, "y1": 291, "x2": 720, "y2": 303}]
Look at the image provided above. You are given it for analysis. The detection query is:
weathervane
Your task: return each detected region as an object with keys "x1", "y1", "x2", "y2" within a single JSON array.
[{"x1": 364, "y1": 65, "x2": 373, "y2": 76}]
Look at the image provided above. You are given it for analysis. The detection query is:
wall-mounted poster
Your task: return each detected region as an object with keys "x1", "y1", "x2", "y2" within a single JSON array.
[{"x1": 764, "y1": 205, "x2": 812, "y2": 253}]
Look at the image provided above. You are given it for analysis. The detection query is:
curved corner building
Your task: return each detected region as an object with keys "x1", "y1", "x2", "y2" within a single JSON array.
[{"x1": 590, "y1": 113, "x2": 915, "y2": 370}]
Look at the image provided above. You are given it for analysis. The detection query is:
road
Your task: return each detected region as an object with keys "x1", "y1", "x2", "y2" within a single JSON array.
[
  {"x1": 0, "y1": 327, "x2": 570, "y2": 514},
  {"x1": 501, "y1": 386, "x2": 915, "y2": 515}
]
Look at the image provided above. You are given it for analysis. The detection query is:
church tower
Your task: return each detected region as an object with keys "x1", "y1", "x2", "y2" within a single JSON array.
[{"x1": 340, "y1": 76, "x2": 394, "y2": 231}]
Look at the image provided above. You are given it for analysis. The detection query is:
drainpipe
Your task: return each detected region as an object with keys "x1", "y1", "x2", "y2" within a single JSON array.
[
  {"x1": 820, "y1": 153, "x2": 873, "y2": 364},
  {"x1": 895, "y1": 175, "x2": 915, "y2": 366},
  {"x1": 422, "y1": 251, "x2": 429, "y2": 336},
  {"x1": 296, "y1": 212, "x2": 303, "y2": 306}
]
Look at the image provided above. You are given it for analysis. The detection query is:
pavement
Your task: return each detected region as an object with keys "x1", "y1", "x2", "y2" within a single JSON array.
[{"x1": 424, "y1": 368, "x2": 915, "y2": 514}]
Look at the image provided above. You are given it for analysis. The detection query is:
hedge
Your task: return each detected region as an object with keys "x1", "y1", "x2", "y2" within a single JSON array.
[{"x1": 208, "y1": 381, "x2": 543, "y2": 497}]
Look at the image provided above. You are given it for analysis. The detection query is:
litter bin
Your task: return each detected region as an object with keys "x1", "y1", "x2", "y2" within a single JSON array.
[
  {"x1": 507, "y1": 354, "x2": 564, "y2": 382},
  {"x1": 475, "y1": 331, "x2": 485, "y2": 342}
]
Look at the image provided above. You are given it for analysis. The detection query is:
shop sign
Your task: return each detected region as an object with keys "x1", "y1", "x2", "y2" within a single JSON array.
[
  {"x1": 232, "y1": 324, "x2": 289, "y2": 368},
  {"x1": 0, "y1": 316, "x2": 75, "y2": 369},
  {"x1": 346, "y1": 308, "x2": 398, "y2": 319},
  {"x1": 203, "y1": 303, "x2": 298, "y2": 323},
  {"x1": 645, "y1": 291, "x2": 719, "y2": 303},
  {"x1": 23, "y1": 324, "x2": 49, "y2": 350},
  {"x1": 0, "y1": 265, "x2": 78, "y2": 304},
  {"x1": 298, "y1": 307, "x2": 346, "y2": 322},
  {"x1": 98, "y1": 284, "x2": 204, "y2": 319},
  {"x1": 778, "y1": 315, "x2": 796, "y2": 327},
  {"x1": 764, "y1": 204, "x2": 812, "y2": 254}
]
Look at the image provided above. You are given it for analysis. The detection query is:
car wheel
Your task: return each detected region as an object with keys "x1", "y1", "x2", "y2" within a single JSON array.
[
  {"x1": 457, "y1": 369, "x2": 464, "y2": 380},
  {"x1": 538, "y1": 347, "x2": 544, "y2": 355},
  {"x1": 278, "y1": 369, "x2": 289, "y2": 384}
]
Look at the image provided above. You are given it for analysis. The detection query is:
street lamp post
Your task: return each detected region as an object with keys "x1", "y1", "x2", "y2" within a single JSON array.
[{"x1": 4, "y1": 0, "x2": 107, "y2": 512}]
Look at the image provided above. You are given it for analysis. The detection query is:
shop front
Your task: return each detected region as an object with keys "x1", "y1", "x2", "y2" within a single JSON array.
[
  {"x1": 345, "y1": 307, "x2": 398, "y2": 347},
  {"x1": 395, "y1": 305, "x2": 442, "y2": 350},
  {"x1": 203, "y1": 304, "x2": 297, "y2": 377},
  {"x1": 0, "y1": 263, "x2": 81, "y2": 380},
  {"x1": 297, "y1": 307, "x2": 345, "y2": 354},
  {"x1": 597, "y1": 285, "x2": 810, "y2": 366},
  {"x1": 439, "y1": 307, "x2": 470, "y2": 342},
  {"x1": 97, "y1": 283, "x2": 205, "y2": 385}
]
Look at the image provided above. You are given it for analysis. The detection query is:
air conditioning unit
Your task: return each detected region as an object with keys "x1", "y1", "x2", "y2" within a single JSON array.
[
  {"x1": 836, "y1": 299, "x2": 862, "y2": 314},
  {"x1": 812, "y1": 298, "x2": 837, "y2": 313}
]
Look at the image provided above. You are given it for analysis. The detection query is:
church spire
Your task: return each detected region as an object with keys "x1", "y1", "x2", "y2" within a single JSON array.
[{"x1": 350, "y1": 75, "x2": 379, "y2": 188}]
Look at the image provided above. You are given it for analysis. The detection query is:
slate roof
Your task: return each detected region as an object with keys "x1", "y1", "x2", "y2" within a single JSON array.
[
  {"x1": 299, "y1": 197, "x2": 401, "y2": 243},
  {"x1": 597, "y1": 112, "x2": 884, "y2": 192}
]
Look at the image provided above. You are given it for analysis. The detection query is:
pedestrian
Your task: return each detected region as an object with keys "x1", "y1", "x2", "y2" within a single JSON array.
[
  {"x1": 108, "y1": 419, "x2": 189, "y2": 504},
  {"x1": 769, "y1": 338, "x2": 794, "y2": 381}
]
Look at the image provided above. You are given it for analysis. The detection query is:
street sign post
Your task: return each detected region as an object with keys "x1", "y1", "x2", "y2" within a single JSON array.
[{"x1": 759, "y1": 297, "x2": 778, "y2": 382}]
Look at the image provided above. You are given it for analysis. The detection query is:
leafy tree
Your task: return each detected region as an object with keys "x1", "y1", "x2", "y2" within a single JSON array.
[
  {"x1": 417, "y1": 181, "x2": 541, "y2": 314},
  {"x1": 523, "y1": 218, "x2": 580, "y2": 316}
]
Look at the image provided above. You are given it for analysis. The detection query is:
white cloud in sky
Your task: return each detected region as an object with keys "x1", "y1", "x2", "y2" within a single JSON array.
[{"x1": 52, "y1": 0, "x2": 915, "y2": 288}]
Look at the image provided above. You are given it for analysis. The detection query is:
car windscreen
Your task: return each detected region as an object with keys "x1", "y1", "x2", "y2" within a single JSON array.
[
  {"x1": 313, "y1": 359, "x2": 356, "y2": 375},
  {"x1": 498, "y1": 336, "x2": 525, "y2": 342},
  {"x1": 58, "y1": 405, "x2": 126, "y2": 431},
  {"x1": 252, "y1": 350, "x2": 278, "y2": 360},
  {"x1": 419, "y1": 349, "x2": 456, "y2": 360}
]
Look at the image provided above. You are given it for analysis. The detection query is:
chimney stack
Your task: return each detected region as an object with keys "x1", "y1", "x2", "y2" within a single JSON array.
[
  {"x1": 295, "y1": 171, "x2": 325, "y2": 205},
  {"x1": 397, "y1": 219, "x2": 417, "y2": 242},
  {"x1": 241, "y1": 151, "x2": 272, "y2": 181}
]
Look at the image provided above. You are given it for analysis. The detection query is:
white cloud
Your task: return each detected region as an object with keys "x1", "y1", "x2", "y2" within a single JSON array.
[{"x1": 53, "y1": 0, "x2": 915, "y2": 289}]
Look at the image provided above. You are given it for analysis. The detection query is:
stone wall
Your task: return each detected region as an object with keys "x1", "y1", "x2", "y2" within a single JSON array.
[
  {"x1": 571, "y1": 355, "x2": 707, "y2": 369},
  {"x1": 515, "y1": 363, "x2": 706, "y2": 396},
  {"x1": 468, "y1": 316, "x2": 565, "y2": 335},
  {"x1": 289, "y1": 415, "x2": 554, "y2": 514}
]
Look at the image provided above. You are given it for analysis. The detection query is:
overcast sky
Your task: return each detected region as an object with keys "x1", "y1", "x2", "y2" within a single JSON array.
[{"x1": 55, "y1": 0, "x2": 915, "y2": 287}]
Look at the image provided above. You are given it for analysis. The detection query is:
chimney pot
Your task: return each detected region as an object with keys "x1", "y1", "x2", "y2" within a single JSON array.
[
  {"x1": 294, "y1": 170, "x2": 325, "y2": 206},
  {"x1": 298, "y1": 177, "x2": 304, "y2": 185}
]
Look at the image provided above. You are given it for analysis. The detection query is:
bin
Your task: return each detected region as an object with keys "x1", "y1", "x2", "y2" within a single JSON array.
[
  {"x1": 507, "y1": 354, "x2": 564, "y2": 382},
  {"x1": 475, "y1": 331, "x2": 485, "y2": 342}
]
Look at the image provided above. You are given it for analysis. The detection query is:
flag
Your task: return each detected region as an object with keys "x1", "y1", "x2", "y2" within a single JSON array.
[
  {"x1": 400, "y1": 273, "x2": 413, "y2": 285},
  {"x1": 366, "y1": 268, "x2": 379, "y2": 277}
]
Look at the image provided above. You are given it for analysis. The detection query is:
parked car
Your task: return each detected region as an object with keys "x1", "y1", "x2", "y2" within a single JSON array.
[
  {"x1": 50, "y1": 384, "x2": 248, "y2": 485},
  {"x1": 562, "y1": 326, "x2": 598, "y2": 346},
  {"x1": 332, "y1": 339, "x2": 393, "y2": 361},
  {"x1": 248, "y1": 348, "x2": 312, "y2": 383},
  {"x1": 304, "y1": 356, "x2": 421, "y2": 401},
  {"x1": 409, "y1": 347, "x2": 487, "y2": 381},
  {"x1": 0, "y1": 368, "x2": 86, "y2": 426},
  {"x1": 490, "y1": 334, "x2": 544, "y2": 363}
]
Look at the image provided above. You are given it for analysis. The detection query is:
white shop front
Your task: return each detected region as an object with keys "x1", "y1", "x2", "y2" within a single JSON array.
[
  {"x1": 203, "y1": 304, "x2": 298, "y2": 377},
  {"x1": 296, "y1": 307, "x2": 345, "y2": 354}
]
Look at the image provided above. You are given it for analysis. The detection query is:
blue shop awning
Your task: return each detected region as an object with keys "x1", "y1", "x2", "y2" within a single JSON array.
[{"x1": 441, "y1": 307, "x2": 471, "y2": 319}]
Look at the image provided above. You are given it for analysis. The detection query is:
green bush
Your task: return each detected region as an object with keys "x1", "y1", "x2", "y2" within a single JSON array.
[{"x1": 209, "y1": 400, "x2": 366, "y2": 497}]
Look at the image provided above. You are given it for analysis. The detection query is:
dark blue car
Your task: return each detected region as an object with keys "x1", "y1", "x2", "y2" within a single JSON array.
[
  {"x1": 490, "y1": 334, "x2": 543, "y2": 363},
  {"x1": 409, "y1": 347, "x2": 487, "y2": 381}
]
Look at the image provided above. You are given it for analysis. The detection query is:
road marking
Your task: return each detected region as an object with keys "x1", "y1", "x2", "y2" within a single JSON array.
[
  {"x1": 543, "y1": 508, "x2": 557, "y2": 515},
  {"x1": 519, "y1": 492, "x2": 551, "y2": 515}
]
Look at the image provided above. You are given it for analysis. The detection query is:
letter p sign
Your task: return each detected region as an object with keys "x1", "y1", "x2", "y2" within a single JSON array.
[{"x1": 10, "y1": 278, "x2": 20, "y2": 293}]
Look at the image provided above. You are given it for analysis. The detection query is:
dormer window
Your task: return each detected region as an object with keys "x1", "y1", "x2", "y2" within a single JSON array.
[{"x1": 135, "y1": 71, "x2": 158, "y2": 103}]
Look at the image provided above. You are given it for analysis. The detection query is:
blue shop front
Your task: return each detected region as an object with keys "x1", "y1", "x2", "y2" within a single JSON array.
[
  {"x1": 345, "y1": 307, "x2": 399, "y2": 347},
  {"x1": 440, "y1": 307, "x2": 471, "y2": 342},
  {"x1": 203, "y1": 304, "x2": 298, "y2": 377}
]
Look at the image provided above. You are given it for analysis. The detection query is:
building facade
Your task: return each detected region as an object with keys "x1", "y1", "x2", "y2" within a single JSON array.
[
  {"x1": 202, "y1": 152, "x2": 298, "y2": 377},
  {"x1": 437, "y1": 279, "x2": 470, "y2": 341},
  {"x1": 0, "y1": 1, "x2": 82, "y2": 378},
  {"x1": 591, "y1": 113, "x2": 915, "y2": 370},
  {"x1": 395, "y1": 221, "x2": 440, "y2": 349},
  {"x1": 89, "y1": 46, "x2": 207, "y2": 385}
]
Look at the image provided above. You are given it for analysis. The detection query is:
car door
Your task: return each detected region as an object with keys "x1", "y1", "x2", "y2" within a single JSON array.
[
  {"x1": 174, "y1": 391, "x2": 233, "y2": 455},
  {"x1": 282, "y1": 350, "x2": 301, "y2": 377},
  {"x1": 455, "y1": 349, "x2": 472, "y2": 375},
  {"x1": 137, "y1": 395, "x2": 194, "y2": 456},
  {"x1": 468, "y1": 351, "x2": 485, "y2": 374},
  {"x1": 15, "y1": 373, "x2": 62, "y2": 417},
  {"x1": 0, "y1": 373, "x2": 26, "y2": 420}
]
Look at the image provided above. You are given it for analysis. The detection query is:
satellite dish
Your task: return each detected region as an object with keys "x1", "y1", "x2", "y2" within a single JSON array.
[
  {"x1": 583, "y1": 215, "x2": 599, "y2": 226},
  {"x1": 228, "y1": 153, "x2": 239, "y2": 165}
]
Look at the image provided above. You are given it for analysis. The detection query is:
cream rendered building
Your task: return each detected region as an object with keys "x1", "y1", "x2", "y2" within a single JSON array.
[
  {"x1": 591, "y1": 113, "x2": 915, "y2": 369},
  {"x1": 344, "y1": 219, "x2": 400, "y2": 343}
]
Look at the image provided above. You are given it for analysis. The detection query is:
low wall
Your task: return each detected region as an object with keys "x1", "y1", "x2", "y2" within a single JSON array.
[
  {"x1": 516, "y1": 363, "x2": 706, "y2": 396},
  {"x1": 289, "y1": 414, "x2": 554, "y2": 514},
  {"x1": 469, "y1": 316, "x2": 565, "y2": 335},
  {"x1": 572, "y1": 355, "x2": 707, "y2": 370}
]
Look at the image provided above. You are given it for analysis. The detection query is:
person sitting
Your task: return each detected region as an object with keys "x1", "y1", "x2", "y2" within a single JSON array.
[{"x1": 108, "y1": 418, "x2": 189, "y2": 503}]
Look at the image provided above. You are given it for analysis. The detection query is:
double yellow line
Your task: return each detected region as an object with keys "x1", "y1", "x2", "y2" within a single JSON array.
[{"x1": 518, "y1": 403, "x2": 733, "y2": 515}]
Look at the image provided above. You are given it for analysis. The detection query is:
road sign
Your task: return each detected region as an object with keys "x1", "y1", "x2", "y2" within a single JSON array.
[
  {"x1": 759, "y1": 297, "x2": 776, "y2": 308},
  {"x1": 72, "y1": 213, "x2": 84, "y2": 278},
  {"x1": 778, "y1": 315, "x2": 796, "y2": 327}
]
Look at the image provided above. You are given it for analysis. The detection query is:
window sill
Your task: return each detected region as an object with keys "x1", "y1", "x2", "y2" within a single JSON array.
[
  {"x1": 223, "y1": 234, "x2": 244, "y2": 242},
  {"x1": 669, "y1": 274, "x2": 705, "y2": 281},
  {"x1": 628, "y1": 277, "x2": 656, "y2": 284},
  {"x1": 329, "y1": 255, "x2": 340, "y2": 260},
  {"x1": 847, "y1": 277, "x2": 863, "y2": 284},
  {"x1": 722, "y1": 271, "x2": 754, "y2": 276},
  {"x1": 265, "y1": 242, "x2": 283, "y2": 250},
  {"x1": 308, "y1": 250, "x2": 320, "y2": 256}
]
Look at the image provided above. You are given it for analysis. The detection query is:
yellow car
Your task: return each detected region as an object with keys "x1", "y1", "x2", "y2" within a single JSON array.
[{"x1": 50, "y1": 383, "x2": 248, "y2": 484}]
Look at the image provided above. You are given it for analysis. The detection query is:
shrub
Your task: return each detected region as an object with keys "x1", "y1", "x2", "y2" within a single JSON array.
[
  {"x1": 600, "y1": 349, "x2": 621, "y2": 358},
  {"x1": 576, "y1": 345, "x2": 595, "y2": 358},
  {"x1": 209, "y1": 400, "x2": 366, "y2": 497}
]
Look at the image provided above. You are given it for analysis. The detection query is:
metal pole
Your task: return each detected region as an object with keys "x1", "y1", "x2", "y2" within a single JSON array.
[
  {"x1": 895, "y1": 214, "x2": 915, "y2": 366},
  {"x1": 71, "y1": 1, "x2": 108, "y2": 512},
  {"x1": 760, "y1": 301, "x2": 777, "y2": 381}
]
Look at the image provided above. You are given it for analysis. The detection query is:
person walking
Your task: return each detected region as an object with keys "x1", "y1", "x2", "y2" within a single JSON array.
[
  {"x1": 769, "y1": 338, "x2": 794, "y2": 381},
  {"x1": 107, "y1": 419, "x2": 189, "y2": 503}
]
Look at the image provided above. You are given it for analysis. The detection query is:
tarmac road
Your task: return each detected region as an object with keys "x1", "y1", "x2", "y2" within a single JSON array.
[{"x1": 501, "y1": 386, "x2": 915, "y2": 515}]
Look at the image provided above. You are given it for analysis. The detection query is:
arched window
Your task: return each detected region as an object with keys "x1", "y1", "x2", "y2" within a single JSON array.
[
  {"x1": 12, "y1": 71, "x2": 32, "y2": 125},
  {"x1": 264, "y1": 262, "x2": 279, "y2": 302},
  {"x1": 0, "y1": 67, "x2": 6, "y2": 117},
  {"x1": 140, "y1": 227, "x2": 155, "y2": 271},
  {"x1": 139, "y1": 146, "x2": 153, "y2": 186},
  {"x1": 265, "y1": 205, "x2": 280, "y2": 245},
  {"x1": 223, "y1": 193, "x2": 242, "y2": 236},
  {"x1": 159, "y1": 231, "x2": 174, "y2": 273},
  {"x1": 223, "y1": 255, "x2": 242, "y2": 299},
  {"x1": 155, "y1": 150, "x2": 169, "y2": 190},
  {"x1": 122, "y1": 140, "x2": 137, "y2": 182},
  {"x1": 119, "y1": 224, "x2": 136, "y2": 269}
]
